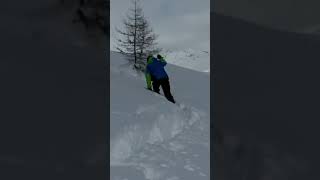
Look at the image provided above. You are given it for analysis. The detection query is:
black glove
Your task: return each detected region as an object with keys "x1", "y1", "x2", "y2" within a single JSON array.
[{"x1": 147, "y1": 87, "x2": 152, "y2": 91}]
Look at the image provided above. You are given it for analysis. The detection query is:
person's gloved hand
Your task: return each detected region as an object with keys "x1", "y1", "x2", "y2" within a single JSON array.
[{"x1": 147, "y1": 87, "x2": 152, "y2": 91}]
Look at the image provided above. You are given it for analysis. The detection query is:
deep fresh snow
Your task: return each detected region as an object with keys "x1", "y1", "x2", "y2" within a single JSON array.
[{"x1": 110, "y1": 51, "x2": 210, "y2": 180}]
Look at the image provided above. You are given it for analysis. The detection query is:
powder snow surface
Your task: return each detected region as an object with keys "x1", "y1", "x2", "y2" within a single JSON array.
[{"x1": 110, "y1": 51, "x2": 210, "y2": 180}]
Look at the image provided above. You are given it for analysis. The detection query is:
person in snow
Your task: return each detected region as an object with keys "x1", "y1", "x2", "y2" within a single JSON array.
[{"x1": 145, "y1": 54, "x2": 176, "y2": 104}]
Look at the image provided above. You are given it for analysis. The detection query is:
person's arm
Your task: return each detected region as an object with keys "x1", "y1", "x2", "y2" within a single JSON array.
[
  {"x1": 145, "y1": 67, "x2": 152, "y2": 89},
  {"x1": 159, "y1": 57, "x2": 167, "y2": 66}
]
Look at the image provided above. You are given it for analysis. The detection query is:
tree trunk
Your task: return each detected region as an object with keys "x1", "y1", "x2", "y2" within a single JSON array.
[{"x1": 133, "y1": 0, "x2": 137, "y2": 65}]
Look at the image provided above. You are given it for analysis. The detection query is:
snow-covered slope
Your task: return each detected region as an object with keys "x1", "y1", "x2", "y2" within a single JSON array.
[
  {"x1": 160, "y1": 49, "x2": 210, "y2": 73},
  {"x1": 110, "y1": 51, "x2": 210, "y2": 180}
]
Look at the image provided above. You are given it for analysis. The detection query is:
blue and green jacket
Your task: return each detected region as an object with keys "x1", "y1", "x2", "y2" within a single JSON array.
[{"x1": 145, "y1": 56, "x2": 168, "y2": 89}]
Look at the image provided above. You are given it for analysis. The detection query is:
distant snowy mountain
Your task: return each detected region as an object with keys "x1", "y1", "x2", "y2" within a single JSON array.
[
  {"x1": 160, "y1": 48, "x2": 210, "y2": 73},
  {"x1": 110, "y1": 51, "x2": 210, "y2": 180}
]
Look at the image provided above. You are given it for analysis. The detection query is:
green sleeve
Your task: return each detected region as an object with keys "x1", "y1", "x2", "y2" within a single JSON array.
[
  {"x1": 159, "y1": 57, "x2": 167, "y2": 66},
  {"x1": 145, "y1": 73, "x2": 152, "y2": 89},
  {"x1": 160, "y1": 57, "x2": 166, "y2": 62}
]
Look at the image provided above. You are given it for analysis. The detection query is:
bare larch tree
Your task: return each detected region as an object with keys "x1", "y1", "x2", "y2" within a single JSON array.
[{"x1": 115, "y1": 0, "x2": 161, "y2": 70}]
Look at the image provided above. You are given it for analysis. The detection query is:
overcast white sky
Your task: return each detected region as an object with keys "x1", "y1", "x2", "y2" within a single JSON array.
[{"x1": 110, "y1": 0, "x2": 210, "y2": 52}]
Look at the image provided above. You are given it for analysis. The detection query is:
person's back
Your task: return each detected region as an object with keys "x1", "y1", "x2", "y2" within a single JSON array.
[{"x1": 146, "y1": 57, "x2": 168, "y2": 80}]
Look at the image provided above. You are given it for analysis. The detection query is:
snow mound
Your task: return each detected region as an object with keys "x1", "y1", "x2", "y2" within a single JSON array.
[{"x1": 111, "y1": 102, "x2": 201, "y2": 164}]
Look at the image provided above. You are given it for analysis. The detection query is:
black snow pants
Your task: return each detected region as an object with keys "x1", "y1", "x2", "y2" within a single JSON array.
[{"x1": 152, "y1": 77, "x2": 175, "y2": 104}]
